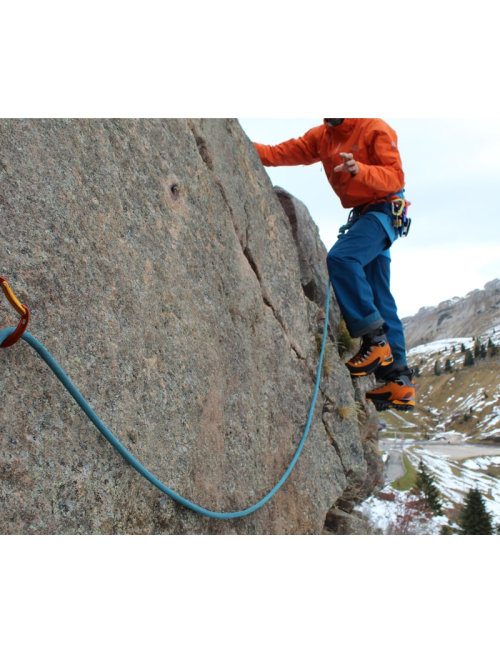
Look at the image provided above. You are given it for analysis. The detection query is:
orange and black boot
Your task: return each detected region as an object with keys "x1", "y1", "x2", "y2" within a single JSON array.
[
  {"x1": 345, "y1": 327, "x2": 393, "y2": 377},
  {"x1": 366, "y1": 367, "x2": 416, "y2": 412}
]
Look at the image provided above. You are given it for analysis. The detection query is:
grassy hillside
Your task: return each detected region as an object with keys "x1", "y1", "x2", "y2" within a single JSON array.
[{"x1": 380, "y1": 332, "x2": 500, "y2": 443}]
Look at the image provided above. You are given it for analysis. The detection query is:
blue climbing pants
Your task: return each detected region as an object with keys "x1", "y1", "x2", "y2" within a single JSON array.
[{"x1": 326, "y1": 212, "x2": 408, "y2": 366}]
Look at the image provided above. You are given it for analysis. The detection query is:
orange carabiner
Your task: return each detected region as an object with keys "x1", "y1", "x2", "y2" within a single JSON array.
[{"x1": 0, "y1": 276, "x2": 30, "y2": 348}]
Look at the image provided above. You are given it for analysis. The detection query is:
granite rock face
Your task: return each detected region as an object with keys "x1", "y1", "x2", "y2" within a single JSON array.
[
  {"x1": 274, "y1": 187, "x2": 341, "y2": 335},
  {"x1": 0, "y1": 119, "x2": 382, "y2": 534}
]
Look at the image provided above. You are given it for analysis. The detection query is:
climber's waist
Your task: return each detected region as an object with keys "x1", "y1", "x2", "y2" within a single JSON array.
[
  {"x1": 351, "y1": 197, "x2": 411, "y2": 237},
  {"x1": 352, "y1": 200, "x2": 393, "y2": 218}
]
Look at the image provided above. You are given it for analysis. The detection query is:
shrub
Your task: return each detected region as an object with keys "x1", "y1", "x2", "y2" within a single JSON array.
[
  {"x1": 336, "y1": 320, "x2": 358, "y2": 356},
  {"x1": 440, "y1": 525, "x2": 455, "y2": 535},
  {"x1": 337, "y1": 404, "x2": 356, "y2": 420},
  {"x1": 386, "y1": 490, "x2": 435, "y2": 535},
  {"x1": 376, "y1": 492, "x2": 397, "y2": 502},
  {"x1": 315, "y1": 333, "x2": 335, "y2": 376}
]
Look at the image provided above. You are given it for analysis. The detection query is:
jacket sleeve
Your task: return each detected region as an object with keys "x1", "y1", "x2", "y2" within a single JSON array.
[
  {"x1": 254, "y1": 127, "x2": 321, "y2": 167},
  {"x1": 355, "y1": 128, "x2": 405, "y2": 193}
]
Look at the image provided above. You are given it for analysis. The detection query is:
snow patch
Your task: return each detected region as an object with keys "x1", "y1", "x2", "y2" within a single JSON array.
[
  {"x1": 409, "y1": 338, "x2": 473, "y2": 357},
  {"x1": 462, "y1": 456, "x2": 500, "y2": 470}
]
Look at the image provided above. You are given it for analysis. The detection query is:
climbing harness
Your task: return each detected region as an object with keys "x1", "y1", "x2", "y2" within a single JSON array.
[
  {"x1": 338, "y1": 194, "x2": 411, "y2": 239},
  {"x1": 0, "y1": 276, "x2": 331, "y2": 520},
  {"x1": 0, "y1": 276, "x2": 30, "y2": 348}
]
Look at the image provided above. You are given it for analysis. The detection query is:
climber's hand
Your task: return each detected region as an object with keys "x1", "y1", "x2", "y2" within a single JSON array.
[{"x1": 334, "y1": 152, "x2": 359, "y2": 176}]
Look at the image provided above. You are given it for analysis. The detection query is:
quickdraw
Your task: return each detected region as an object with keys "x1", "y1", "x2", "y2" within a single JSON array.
[{"x1": 0, "y1": 276, "x2": 30, "y2": 348}]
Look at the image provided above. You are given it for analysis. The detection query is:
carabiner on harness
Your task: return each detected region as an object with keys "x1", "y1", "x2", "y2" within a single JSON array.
[
  {"x1": 337, "y1": 209, "x2": 355, "y2": 238},
  {"x1": 0, "y1": 276, "x2": 30, "y2": 348},
  {"x1": 391, "y1": 199, "x2": 411, "y2": 237}
]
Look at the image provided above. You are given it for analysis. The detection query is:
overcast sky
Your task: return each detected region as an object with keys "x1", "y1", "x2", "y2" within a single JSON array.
[{"x1": 238, "y1": 119, "x2": 500, "y2": 319}]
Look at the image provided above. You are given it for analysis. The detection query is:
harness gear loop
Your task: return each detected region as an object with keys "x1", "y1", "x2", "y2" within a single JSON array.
[{"x1": 0, "y1": 276, "x2": 30, "y2": 348}]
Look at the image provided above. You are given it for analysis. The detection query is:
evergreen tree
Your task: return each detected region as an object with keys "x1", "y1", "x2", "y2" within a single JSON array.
[
  {"x1": 434, "y1": 360, "x2": 442, "y2": 376},
  {"x1": 461, "y1": 343, "x2": 466, "y2": 353},
  {"x1": 490, "y1": 342, "x2": 498, "y2": 358},
  {"x1": 458, "y1": 487, "x2": 493, "y2": 535},
  {"x1": 416, "y1": 461, "x2": 443, "y2": 514},
  {"x1": 415, "y1": 461, "x2": 428, "y2": 491},
  {"x1": 444, "y1": 358, "x2": 453, "y2": 373},
  {"x1": 474, "y1": 339, "x2": 482, "y2": 359},
  {"x1": 464, "y1": 349, "x2": 474, "y2": 367}
]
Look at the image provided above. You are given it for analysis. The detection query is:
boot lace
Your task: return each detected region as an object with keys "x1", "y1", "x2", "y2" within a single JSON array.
[{"x1": 350, "y1": 340, "x2": 375, "y2": 365}]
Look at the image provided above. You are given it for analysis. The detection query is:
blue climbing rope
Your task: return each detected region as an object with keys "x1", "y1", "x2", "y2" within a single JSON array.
[{"x1": 1, "y1": 284, "x2": 331, "y2": 519}]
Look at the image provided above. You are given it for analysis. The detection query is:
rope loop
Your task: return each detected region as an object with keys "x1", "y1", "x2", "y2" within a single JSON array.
[{"x1": 1, "y1": 278, "x2": 332, "y2": 519}]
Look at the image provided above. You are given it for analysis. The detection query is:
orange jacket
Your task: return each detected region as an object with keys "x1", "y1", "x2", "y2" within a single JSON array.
[{"x1": 254, "y1": 118, "x2": 405, "y2": 209}]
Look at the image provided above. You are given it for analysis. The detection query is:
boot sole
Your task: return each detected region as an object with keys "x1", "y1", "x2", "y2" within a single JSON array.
[{"x1": 367, "y1": 398, "x2": 415, "y2": 412}]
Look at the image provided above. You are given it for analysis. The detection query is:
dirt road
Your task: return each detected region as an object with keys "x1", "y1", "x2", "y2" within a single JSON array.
[
  {"x1": 379, "y1": 438, "x2": 500, "y2": 481},
  {"x1": 411, "y1": 442, "x2": 500, "y2": 461},
  {"x1": 380, "y1": 441, "x2": 406, "y2": 484}
]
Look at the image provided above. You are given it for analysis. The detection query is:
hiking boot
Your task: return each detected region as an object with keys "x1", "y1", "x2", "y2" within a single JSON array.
[
  {"x1": 345, "y1": 327, "x2": 393, "y2": 377},
  {"x1": 366, "y1": 368, "x2": 415, "y2": 412}
]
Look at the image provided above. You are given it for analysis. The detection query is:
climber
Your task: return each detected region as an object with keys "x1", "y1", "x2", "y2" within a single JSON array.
[{"x1": 253, "y1": 118, "x2": 415, "y2": 412}]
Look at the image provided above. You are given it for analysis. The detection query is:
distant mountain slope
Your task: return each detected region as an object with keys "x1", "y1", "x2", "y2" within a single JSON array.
[
  {"x1": 402, "y1": 279, "x2": 500, "y2": 350},
  {"x1": 383, "y1": 286, "x2": 500, "y2": 443}
]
